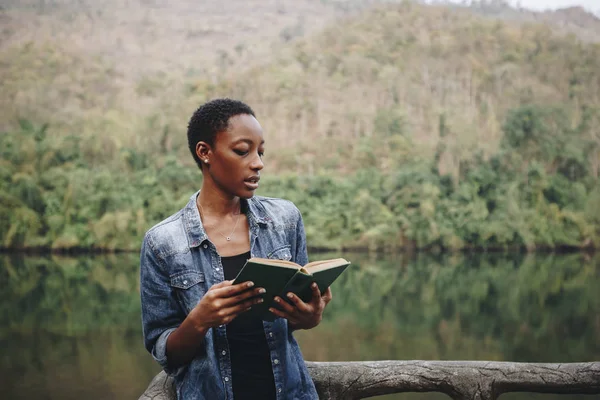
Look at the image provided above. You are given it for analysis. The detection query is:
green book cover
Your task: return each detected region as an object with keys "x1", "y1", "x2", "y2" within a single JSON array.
[
  {"x1": 281, "y1": 263, "x2": 350, "y2": 303},
  {"x1": 232, "y1": 257, "x2": 350, "y2": 321}
]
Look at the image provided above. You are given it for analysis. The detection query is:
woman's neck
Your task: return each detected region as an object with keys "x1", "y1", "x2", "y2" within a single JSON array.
[{"x1": 197, "y1": 186, "x2": 241, "y2": 217}]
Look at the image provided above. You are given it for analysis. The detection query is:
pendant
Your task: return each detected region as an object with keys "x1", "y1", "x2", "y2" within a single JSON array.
[{"x1": 226, "y1": 237, "x2": 231, "y2": 241}]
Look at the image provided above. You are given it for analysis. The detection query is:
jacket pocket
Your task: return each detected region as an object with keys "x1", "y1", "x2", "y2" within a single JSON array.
[
  {"x1": 169, "y1": 270, "x2": 205, "y2": 313},
  {"x1": 170, "y1": 270, "x2": 204, "y2": 289},
  {"x1": 267, "y1": 245, "x2": 292, "y2": 261}
]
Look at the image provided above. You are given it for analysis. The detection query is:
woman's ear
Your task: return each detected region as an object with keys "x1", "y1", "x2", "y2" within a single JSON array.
[{"x1": 196, "y1": 141, "x2": 211, "y2": 165}]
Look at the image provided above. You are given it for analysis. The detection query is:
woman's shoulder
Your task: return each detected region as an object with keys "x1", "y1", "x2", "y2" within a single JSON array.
[
  {"x1": 145, "y1": 208, "x2": 186, "y2": 236},
  {"x1": 142, "y1": 207, "x2": 189, "y2": 255},
  {"x1": 250, "y1": 195, "x2": 298, "y2": 209},
  {"x1": 143, "y1": 193, "x2": 199, "y2": 245},
  {"x1": 247, "y1": 195, "x2": 302, "y2": 224}
]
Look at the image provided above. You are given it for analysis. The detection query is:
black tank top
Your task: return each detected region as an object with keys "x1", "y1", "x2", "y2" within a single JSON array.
[{"x1": 221, "y1": 251, "x2": 276, "y2": 400}]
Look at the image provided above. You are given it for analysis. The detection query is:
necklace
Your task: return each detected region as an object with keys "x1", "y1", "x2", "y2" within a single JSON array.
[{"x1": 197, "y1": 201, "x2": 241, "y2": 242}]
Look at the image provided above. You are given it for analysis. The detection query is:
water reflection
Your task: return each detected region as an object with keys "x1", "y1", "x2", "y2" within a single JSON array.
[
  {"x1": 0, "y1": 252, "x2": 598, "y2": 399},
  {"x1": 296, "y1": 252, "x2": 600, "y2": 364},
  {"x1": 0, "y1": 253, "x2": 159, "y2": 399}
]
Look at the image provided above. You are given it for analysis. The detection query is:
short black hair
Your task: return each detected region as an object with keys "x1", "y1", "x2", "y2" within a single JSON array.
[{"x1": 187, "y1": 98, "x2": 255, "y2": 169}]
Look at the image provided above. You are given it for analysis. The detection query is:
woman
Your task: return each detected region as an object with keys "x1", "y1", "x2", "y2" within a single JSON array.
[{"x1": 140, "y1": 98, "x2": 331, "y2": 399}]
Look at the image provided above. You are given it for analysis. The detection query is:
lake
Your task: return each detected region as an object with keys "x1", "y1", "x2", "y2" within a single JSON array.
[{"x1": 0, "y1": 252, "x2": 598, "y2": 400}]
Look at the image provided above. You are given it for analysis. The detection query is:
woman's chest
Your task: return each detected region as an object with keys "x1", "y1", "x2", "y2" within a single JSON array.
[{"x1": 165, "y1": 230, "x2": 293, "y2": 314}]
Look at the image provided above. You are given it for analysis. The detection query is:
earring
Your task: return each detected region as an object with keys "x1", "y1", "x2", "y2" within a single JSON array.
[{"x1": 204, "y1": 159, "x2": 209, "y2": 164}]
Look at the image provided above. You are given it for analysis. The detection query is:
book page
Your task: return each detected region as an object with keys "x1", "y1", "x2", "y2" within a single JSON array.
[
  {"x1": 304, "y1": 258, "x2": 349, "y2": 272},
  {"x1": 247, "y1": 257, "x2": 301, "y2": 269}
]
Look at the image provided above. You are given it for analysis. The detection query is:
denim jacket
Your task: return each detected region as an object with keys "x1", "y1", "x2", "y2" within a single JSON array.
[{"x1": 140, "y1": 191, "x2": 319, "y2": 400}]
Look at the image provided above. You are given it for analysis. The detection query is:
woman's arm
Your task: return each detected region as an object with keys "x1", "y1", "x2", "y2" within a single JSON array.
[
  {"x1": 141, "y1": 235, "x2": 264, "y2": 371},
  {"x1": 166, "y1": 280, "x2": 265, "y2": 368},
  {"x1": 140, "y1": 235, "x2": 186, "y2": 372}
]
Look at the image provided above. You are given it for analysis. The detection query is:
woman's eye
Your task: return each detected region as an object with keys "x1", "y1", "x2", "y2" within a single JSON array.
[{"x1": 234, "y1": 149, "x2": 248, "y2": 156}]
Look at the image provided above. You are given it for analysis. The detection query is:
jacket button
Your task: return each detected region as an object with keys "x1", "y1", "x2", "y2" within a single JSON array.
[
  {"x1": 203, "y1": 244, "x2": 208, "y2": 249},
  {"x1": 273, "y1": 359, "x2": 279, "y2": 365},
  {"x1": 222, "y1": 350, "x2": 226, "y2": 355},
  {"x1": 183, "y1": 280, "x2": 188, "y2": 285},
  {"x1": 224, "y1": 377, "x2": 229, "y2": 382}
]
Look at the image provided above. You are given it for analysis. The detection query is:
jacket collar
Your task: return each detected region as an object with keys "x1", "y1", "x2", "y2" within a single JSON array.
[{"x1": 184, "y1": 191, "x2": 269, "y2": 248}]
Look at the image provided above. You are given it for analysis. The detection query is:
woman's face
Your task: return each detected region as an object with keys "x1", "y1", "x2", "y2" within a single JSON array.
[{"x1": 203, "y1": 113, "x2": 265, "y2": 199}]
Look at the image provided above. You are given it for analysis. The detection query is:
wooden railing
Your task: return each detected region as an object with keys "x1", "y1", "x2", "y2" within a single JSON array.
[{"x1": 140, "y1": 360, "x2": 600, "y2": 400}]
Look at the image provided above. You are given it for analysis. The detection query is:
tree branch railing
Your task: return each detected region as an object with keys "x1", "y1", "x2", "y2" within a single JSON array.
[{"x1": 140, "y1": 360, "x2": 600, "y2": 400}]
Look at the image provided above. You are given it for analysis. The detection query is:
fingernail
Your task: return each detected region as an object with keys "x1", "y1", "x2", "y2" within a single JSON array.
[
  {"x1": 268, "y1": 308, "x2": 274, "y2": 312},
  {"x1": 257, "y1": 298, "x2": 264, "y2": 303},
  {"x1": 274, "y1": 297, "x2": 280, "y2": 303},
  {"x1": 258, "y1": 288, "x2": 266, "y2": 294},
  {"x1": 247, "y1": 282, "x2": 254, "y2": 288},
  {"x1": 287, "y1": 293, "x2": 293, "y2": 299},
  {"x1": 312, "y1": 283, "x2": 317, "y2": 288}
]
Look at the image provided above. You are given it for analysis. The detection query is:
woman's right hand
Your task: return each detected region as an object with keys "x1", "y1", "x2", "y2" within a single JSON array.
[
  {"x1": 166, "y1": 280, "x2": 264, "y2": 368},
  {"x1": 189, "y1": 280, "x2": 265, "y2": 332}
]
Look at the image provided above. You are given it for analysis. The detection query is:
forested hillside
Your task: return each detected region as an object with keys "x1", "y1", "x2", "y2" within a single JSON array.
[
  {"x1": 1, "y1": 1, "x2": 599, "y2": 251},
  {"x1": 205, "y1": 3, "x2": 600, "y2": 176}
]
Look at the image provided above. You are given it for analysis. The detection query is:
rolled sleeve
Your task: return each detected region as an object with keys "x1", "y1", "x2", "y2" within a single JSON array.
[{"x1": 151, "y1": 327, "x2": 178, "y2": 373}]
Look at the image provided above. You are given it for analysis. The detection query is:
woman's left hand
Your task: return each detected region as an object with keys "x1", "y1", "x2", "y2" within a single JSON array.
[{"x1": 269, "y1": 283, "x2": 332, "y2": 330}]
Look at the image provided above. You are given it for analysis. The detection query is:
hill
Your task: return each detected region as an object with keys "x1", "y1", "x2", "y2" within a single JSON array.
[
  {"x1": 179, "y1": 2, "x2": 600, "y2": 180},
  {"x1": 0, "y1": 0, "x2": 359, "y2": 138},
  {"x1": 1, "y1": 1, "x2": 599, "y2": 251},
  {"x1": 468, "y1": 2, "x2": 600, "y2": 43},
  {"x1": 2, "y1": 1, "x2": 600, "y2": 147},
  {"x1": 1, "y1": 0, "x2": 356, "y2": 78},
  {"x1": 2, "y1": 1, "x2": 599, "y2": 174}
]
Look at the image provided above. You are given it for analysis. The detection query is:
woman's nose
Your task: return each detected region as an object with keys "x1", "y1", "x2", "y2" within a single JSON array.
[{"x1": 251, "y1": 153, "x2": 264, "y2": 170}]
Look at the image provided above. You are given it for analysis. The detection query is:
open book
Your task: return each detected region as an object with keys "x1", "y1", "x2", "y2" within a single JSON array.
[{"x1": 232, "y1": 257, "x2": 351, "y2": 321}]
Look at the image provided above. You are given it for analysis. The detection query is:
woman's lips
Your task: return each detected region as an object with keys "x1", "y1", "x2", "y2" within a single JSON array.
[{"x1": 244, "y1": 177, "x2": 260, "y2": 190}]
